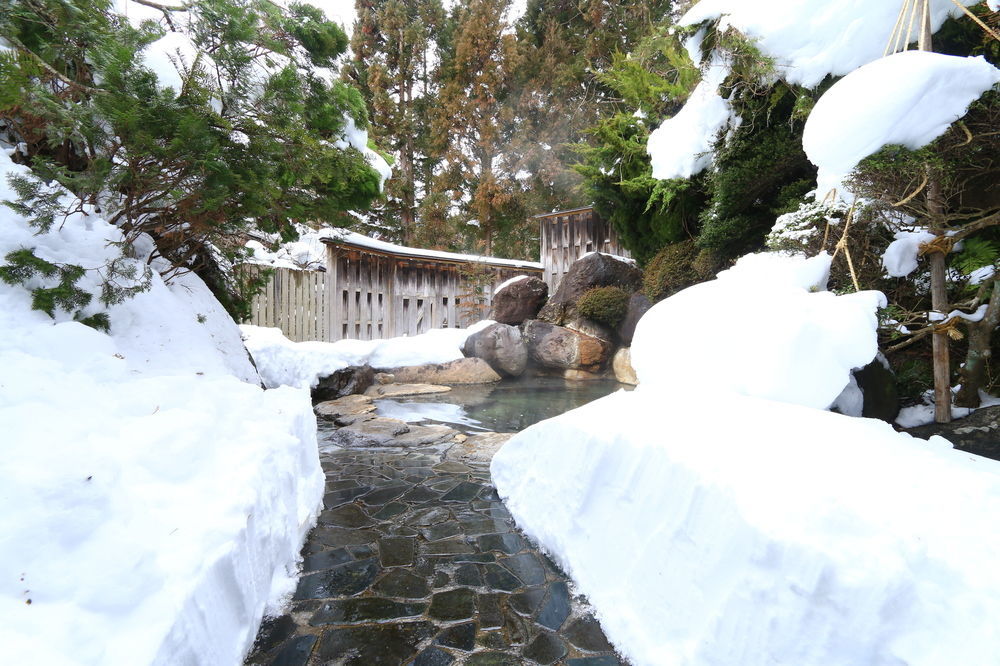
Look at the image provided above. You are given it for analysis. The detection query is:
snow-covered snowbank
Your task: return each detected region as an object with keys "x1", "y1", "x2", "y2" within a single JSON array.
[
  {"x1": 803, "y1": 51, "x2": 1000, "y2": 196},
  {"x1": 241, "y1": 319, "x2": 495, "y2": 390},
  {"x1": 492, "y1": 251, "x2": 1000, "y2": 665},
  {"x1": 0, "y1": 150, "x2": 323, "y2": 664}
]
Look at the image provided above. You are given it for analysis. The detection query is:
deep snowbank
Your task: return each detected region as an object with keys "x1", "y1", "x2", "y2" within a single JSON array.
[
  {"x1": 0, "y1": 150, "x2": 324, "y2": 664},
  {"x1": 241, "y1": 319, "x2": 495, "y2": 390},
  {"x1": 492, "y1": 252, "x2": 1000, "y2": 665}
]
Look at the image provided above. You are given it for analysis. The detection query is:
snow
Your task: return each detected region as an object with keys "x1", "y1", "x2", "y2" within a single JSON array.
[
  {"x1": 632, "y1": 252, "x2": 885, "y2": 410},
  {"x1": 0, "y1": 150, "x2": 323, "y2": 664},
  {"x1": 141, "y1": 31, "x2": 201, "y2": 92},
  {"x1": 896, "y1": 389, "x2": 1000, "y2": 427},
  {"x1": 241, "y1": 319, "x2": 495, "y2": 389},
  {"x1": 494, "y1": 274, "x2": 530, "y2": 294},
  {"x1": 647, "y1": 61, "x2": 740, "y2": 180},
  {"x1": 493, "y1": 250, "x2": 1000, "y2": 666},
  {"x1": 803, "y1": 51, "x2": 1000, "y2": 196},
  {"x1": 679, "y1": 0, "x2": 983, "y2": 88},
  {"x1": 882, "y1": 229, "x2": 937, "y2": 277},
  {"x1": 334, "y1": 115, "x2": 392, "y2": 190},
  {"x1": 323, "y1": 228, "x2": 544, "y2": 270},
  {"x1": 969, "y1": 265, "x2": 997, "y2": 285}
]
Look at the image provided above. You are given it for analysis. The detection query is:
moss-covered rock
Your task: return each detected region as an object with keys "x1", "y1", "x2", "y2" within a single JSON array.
[
  {"x1": 642, "y1": 240, "x2": 704, "y2": 303},
  {"x1": 577, "y1": 286, "x2": 630, "y2": 327}
]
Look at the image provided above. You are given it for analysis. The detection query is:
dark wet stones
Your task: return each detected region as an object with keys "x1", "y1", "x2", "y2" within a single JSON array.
[
  {"x1": 414, "y1": 646, "x2": 456, "y2": 666},
  {"x1": 434, "y1": 621, "x2": 477, "y2": 651},
  {"x1": 378, "y1": 537, "x2": 416, "y2": 567},
  {"x1": 478, "y1": 533, "x2": 525, "y2": 554},
  {"x1": 421, "y1": 521, "x2": 463, "y2": 541},
  {"x1": 524, "y1": 631, "x2": 568, "y2": 664},
  {"x1": 428, "y1": 587, "x2": 476, "y2": 621},
  {"x1": 483, "y1": 563, "x2": 521, "y2": 592},
  {"x1": 319, "y1": 503, "x2": 373, "y2": 528},
  {"x1": 537, "y1": 581, "x2": 571, "y2": 630},
  {"x1": 509, "y1": 587, "x2": 546, "y2": 616},
  {"x1": 247, "y1": 444, "x2": 622, "y2": 666},
  {"x1": 478, "y1": 593, "x2": 504, "y2": 629},
  {"x1": 565, "y1": 616, "x2": 615, "y2": 652},
  {"x1": 423, "y1": 536, "x2": 474, "y2": 555},
  {"x1": 293, "y1": 558, "x2": 378, "y2": 600},
  {"x1": 309, "y1": 598, "x2": 426, "y2": 625},
  {"x1": 314, "y1": 622, "x2": 435, "y2": 665},
  {"x1": 441, "y1": 481, "x2": 485, "y2": 501},
  {"x1": 500, "y1": 553, "x2": 546, "y2": 586},
  {"x1": 269, "y1": 634, "x2": 315, "y2": 666},
  {"x1": 466, "y1": 651, "x2": 522, "y2": 665},
  {"x1": 454, "y1": 562, "x2": 484, "y2": 587},
  {"x1": 301, "y1": 547, "x2": 353, "y2": 572},
  {"x1": 373, "y1": 569, "x2": 431, "y2": 599}
]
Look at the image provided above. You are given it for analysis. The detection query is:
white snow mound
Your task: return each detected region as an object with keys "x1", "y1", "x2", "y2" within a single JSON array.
[
  {"x1": 631, "y1": 252, "x2": 885, "y2": 410},
  {"x1": 803, "y1": 51, "x2": 1000, "y2": 196}
]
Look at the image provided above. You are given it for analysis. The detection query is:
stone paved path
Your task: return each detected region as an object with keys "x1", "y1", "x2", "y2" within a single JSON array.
[{"x1": 246, "y1": 431, "x2": 624, "y2": 665}]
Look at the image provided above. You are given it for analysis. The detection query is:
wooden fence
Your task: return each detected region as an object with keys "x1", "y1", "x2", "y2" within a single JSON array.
[
  {"x1": 242, "y1": 241, "x2": 543, "y2": 343},
  {"x1": 537, "y1": 207, "x2": 632, "y2": 292}
]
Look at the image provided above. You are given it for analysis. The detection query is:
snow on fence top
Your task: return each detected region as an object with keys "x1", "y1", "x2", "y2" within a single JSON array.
[{"x1": 321, "y1": 229, "x2": 543, "y2": 270}]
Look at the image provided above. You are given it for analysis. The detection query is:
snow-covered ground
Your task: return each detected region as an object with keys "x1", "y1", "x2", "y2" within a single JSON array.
[
  {"x1": 492, "y1": 252, "x2": 1000, "y2": 666},
  {"x1": 0, "y1": 150, "x2": 323, "y2": 664},
  {"x1": 241, "y1": 319, "x2": 494, "y2": 390}
]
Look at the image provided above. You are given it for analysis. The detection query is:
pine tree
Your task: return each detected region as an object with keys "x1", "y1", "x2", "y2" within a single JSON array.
[{"x1": 346, "y1": 0, "x2": 445, "y2": 243}]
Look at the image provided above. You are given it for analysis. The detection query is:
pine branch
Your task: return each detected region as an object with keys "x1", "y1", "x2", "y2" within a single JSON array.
[{"x1": 4, "y1": 34, "x2": 105, "y2": 95}]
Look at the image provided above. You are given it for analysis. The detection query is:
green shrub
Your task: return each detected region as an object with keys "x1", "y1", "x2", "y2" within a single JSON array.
[
  {"x1": 577, "y1": 286, "x2": 630, "y2": 327},
  {"x1": 642, "y1": 239, "x2": 703, "y2": 302}
]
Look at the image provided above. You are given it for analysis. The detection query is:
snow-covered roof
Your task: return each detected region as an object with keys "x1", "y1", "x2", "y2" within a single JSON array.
[{"x1": 320, "y1": 229, "x2": 543, "y2": 270}]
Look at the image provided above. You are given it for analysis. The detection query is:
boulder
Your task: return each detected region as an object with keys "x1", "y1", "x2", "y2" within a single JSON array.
[
  {"x1": 854, "y1": 358, "x2": 899, "y2": 423},
  {"x1": 612, "y1": 347, "x2": 638, "y2": 385},
  {"x1": 523, "y1": 320, "x2": 611, "y2": 373},
  {"x1": 315, "y1": 394, "x2": 376, "y2": 423},
  {"x1": 462, "y1": 323, "x2": 528, "y2": 377},
  {"x1": 446, "y1": 431, "x2": 514, "y2": 463},
  {"x1": 313, "y1": 365, "x2": 375, "y2": 402},
  {"x1": 906, "y1": 405, "x2": 1000, "y2": 462},
  {"x1": 490, "y1": 277, "x2": 548, "y2": 325},
  {"x1": 616, "y1": 293, "x2": 652, "y2": 346},
  {"x1": 384, "y1": 357, "x2": 502, "y2": 384},
  {"x1": 537, "y1": 253, "x2": 642, "y2": 326},
  {"x1": 329, "y1": 416, "x2": 410, "y2": 448},
  {"x1": 365, "y1": 383, "x2": 452, "y2": 398}
]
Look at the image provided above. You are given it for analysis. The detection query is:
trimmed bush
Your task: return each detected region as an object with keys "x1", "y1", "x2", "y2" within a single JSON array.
[
  {"x1": 642, "y1": 239, "x2": 704, "y2": 303},
  {"x1": 577, "y1": 286, "x2": 631, "y2": 327}
]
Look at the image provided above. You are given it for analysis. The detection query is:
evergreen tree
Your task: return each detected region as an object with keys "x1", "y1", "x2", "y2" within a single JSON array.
[
  {"x1": 346, "y1": 0, "x2": 445, "y2": 243},
  {"x1": 0, "y1": 0, "x2": 385, "y2": 318}
]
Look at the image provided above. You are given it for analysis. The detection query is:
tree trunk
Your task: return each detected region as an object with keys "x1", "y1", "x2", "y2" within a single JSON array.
[{"x1": 955, "y1": 278, "x2": 1000, "y2": 408}]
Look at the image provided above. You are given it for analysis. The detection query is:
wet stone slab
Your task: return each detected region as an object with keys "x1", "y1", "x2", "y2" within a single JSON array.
[{"x1": 245, "y1": 438, "x2": 626, "y2": 666}]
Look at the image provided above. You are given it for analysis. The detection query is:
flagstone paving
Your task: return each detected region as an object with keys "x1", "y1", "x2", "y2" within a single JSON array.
[{"x1": 245, "y1": 428, "x2": 625, "y2": 666}]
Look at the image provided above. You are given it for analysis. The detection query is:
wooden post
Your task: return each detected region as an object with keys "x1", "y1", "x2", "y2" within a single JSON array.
[{"x1": 919, "y1": 0, "x2": 952, "y2": 424}]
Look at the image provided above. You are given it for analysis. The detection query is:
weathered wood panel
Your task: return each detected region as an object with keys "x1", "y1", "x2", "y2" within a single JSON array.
[
  {"x1": 241, "y1": 245, "x2": 541, "y2": 342},
  {"x1": 537, "y1": 207, "x2": 631, "y2": 293}
]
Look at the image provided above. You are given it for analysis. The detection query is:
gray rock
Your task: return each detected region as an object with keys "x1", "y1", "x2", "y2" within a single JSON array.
[
  {"x1": 462, "y1": 323, "x2": 528, "y2": 377},
  {"x1": 385, "y1": 357, "x2": 502, "y2": 384},
  {"x1": 537, "y1": 253, "x2": 642, "y2": 327},
  {"x1": 365, "y1": 383, "x2": 452, "y2": 398},
  {"x1": 329, "y1": 417, "x2": 411, "y2": 448},
  {"x1": 314, "y1": 394, "x2": 376, "y2": 421},
  {"x1": 446, "y1": 432, "x2": 514, "y2": 462},
  {"x1": 906, "y1": 404, "x2": 1000, "y2": 462},
  {"x1": 313, "y1": 365, "x2": 375, "y2": 402},
  {"x1": 523, "y1": 320, "x2": 611, "y2": 373},
  {"x1": 616, "y1": 292, "x2": 651, "y2": 346},
  {"x1": 490, "y1": 276, "x2": 548, "y2": 325}
]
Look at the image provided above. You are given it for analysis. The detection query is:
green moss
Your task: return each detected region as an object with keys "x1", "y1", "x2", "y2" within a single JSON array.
[
  {"x1": 642, "y1": 239, "x2": 705, "y2": 303},
  {"x1": 577, "y1": 286, "x2": 631, "y2": 327}
]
